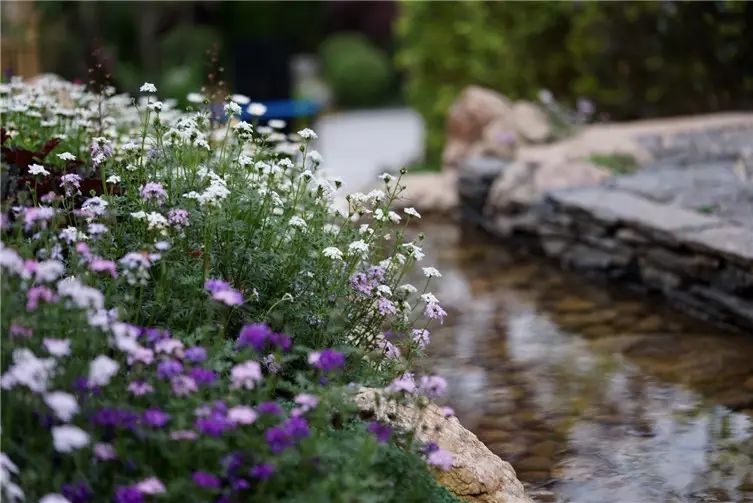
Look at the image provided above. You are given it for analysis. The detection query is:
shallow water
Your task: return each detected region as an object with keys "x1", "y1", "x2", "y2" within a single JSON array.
[{"x1": 413, "y1": 221, "x2": 753, "y2": 503}]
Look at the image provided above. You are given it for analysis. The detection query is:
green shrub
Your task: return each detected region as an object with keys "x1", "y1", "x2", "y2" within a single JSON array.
[
  {"x1": 396, "y1": 1, "x2": 753, "y2": 162},
  {"x1": 320, "y1": 33, "x2": 394, "y2": 109}
]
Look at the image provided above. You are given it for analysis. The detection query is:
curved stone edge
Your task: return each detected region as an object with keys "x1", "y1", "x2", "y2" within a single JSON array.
[{"x1": 355, "y1": 388, "x2": 533, "y2": 503}]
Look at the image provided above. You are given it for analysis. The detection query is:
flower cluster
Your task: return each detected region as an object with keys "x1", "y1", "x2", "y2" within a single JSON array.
[{"x1": 0, "y1": 77, "x2": 454, "y2": 501}]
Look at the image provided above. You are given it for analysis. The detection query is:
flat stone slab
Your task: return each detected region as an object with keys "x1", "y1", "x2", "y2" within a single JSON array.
[
  {"x1": 680, "y1": 225, "x2": 753, "y2": 264},
  {"x1": 548, "y1": 187, "x2": 723, "y2": 235}
]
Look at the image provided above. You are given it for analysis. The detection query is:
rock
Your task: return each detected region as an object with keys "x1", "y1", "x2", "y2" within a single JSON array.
[
  {"x1": 394, "y1": 172, "x2": 458, "y2": 214},
  {"x1": 458, "y1": 156, "x2": 511, "y2": 223},
  {"x1": 444, "y1": 86, "x2": 513, "y2": 168},
  {"x1": 511, "y1": 101, "x2": 552, "y2": 143},
  {"x1": 480, "y1": 118, "x2": 518, "y2": 159},
  {"x1": 355, "y1": 388, "x2": 532, "y2": 503},
  {"x1": 485, "y1": 161, "x2": 609, "y2": 214}
]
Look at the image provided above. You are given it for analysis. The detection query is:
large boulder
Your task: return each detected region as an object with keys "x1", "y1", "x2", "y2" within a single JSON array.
[
  {"x1": 444, "y1": 87, "x2": 514, "y2": 168},
  {"x1": 355, "y1": 388, "x2": 532, "y2": 503},
  {"x1": 511, "y1": 101, "x2": 552, "y2": 143}
]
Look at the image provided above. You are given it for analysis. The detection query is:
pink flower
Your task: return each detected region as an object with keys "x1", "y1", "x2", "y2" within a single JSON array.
[
  {"x1": 89, "y1": 258, "x2": 118, "y2": 278},
  {"x1": 230, "y1": 361, "x2": 262, "y2": 390},
  {"x1": 427, "y1": 448, "x2": 454, "y2": 471},
  {"x1": 94, "y1": 442, "x2": 117, "y2": 461},
  {"x1": 128, "y1": 381, "x2": 154, "y2": 396},
  {"x1": 424, "y1": 302, "x2": 447, "y2": 323},
  {"x1": 26, "y1": 286, "x2": 57, "y2": 311},
  {"x1": 136, "y1": 477, "x2": 165, "y2": 495},
  {"x1": 171, "y1": 375, "x2": 198, "y2": 396},
  {"x1": 228, "y1": 406, "x2": 258, "y2": 425}
]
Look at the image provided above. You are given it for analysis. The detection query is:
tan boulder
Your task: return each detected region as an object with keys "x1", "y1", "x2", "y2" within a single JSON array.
[
  {"x1": 444, "y1": 86, "x2": 513, "y2": 168},
  {"x1": 511, "y1": 101, "x2": 552, "y2": 143},
  {"x1": 355, "y1": 388, "x2": 532, "y2": 503},
  {"x1": 394, "y1": 172, "x2": 458, "y2": 214}
]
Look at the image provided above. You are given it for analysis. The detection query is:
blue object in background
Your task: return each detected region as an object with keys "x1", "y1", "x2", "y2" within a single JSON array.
[{"x1": 240, "y1": 99, "x2": 321, "y2": 122}]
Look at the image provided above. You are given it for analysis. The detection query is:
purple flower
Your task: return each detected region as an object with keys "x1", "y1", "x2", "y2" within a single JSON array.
[
  {"x1": 204, "y1": 279, "x2": 230, "y2": 293},
  {"x1": 171, "y1": 375, "x2": 198, "y2": 395},
  {"x1": 249, "y1": 463, "x2": 275, "y2": 480},
  {"x1": 424, "y1": 302, "x2": 447, "y2": 323},
  {"x1": 114, "y1": 486, "x2": 144, "y2": 503},
  {"x1": 139, "y1": 182, "x2": 167, "y2": 204},
  {"x1": 91, "y1": 408, "x2": 139, "y2": 429},
  {"x1": 283, "y1": 416, "x2": 310, "y2": 439},
  {"x1": 192, "y1": 471, "x2": 221, "y2": 489},
  {"x1": 184, "y1": 346, "x2": 207, "y2": 363},
  {"x1": 128, "y1": 380, "x2": 154, "y2": 396},
  {"x1": 269, "y1": 332, "x2": 292, "y2": 352},
  {"x1": 62, "y1": 481, "x2": 93, "y2": 503},
  {"x1": 189, "y1": 367, "x2": 217, "y2": 386},
  {"x1": 205, "y1": 279, "x2": 243, "y2": 306},
  {"x1": 142, "y1": 408, "x2": 170, "y2": 428},
  {"x1": 256, "y1": 401, "x2": 282, "y2": 416},
  {"x1": 231, "y1": 478, "x2": 250, "y2": 490},
  {"x1": 308, "y1": 349, "x2": 345, "y2": 372},
  {"x1": 377, "y1": 298, "x2": 397, "y2": 316},
  {"x1": 367, "y1": 422, "x2": 392, "y2": 443},
  {"x1": 419, "y1": 375, "x2": 448, "y2": 398},
  {"x1": 265, "y1": 426, "x2": 292, "y2": 453},
  {"x1": 427, "y1": 448, "x2": 454, "y2": 471},
  {"x1": 167, "y1": 208, "x2": 189, "y2": 228},
  {"x1": 195, "y1": 413, "x2": 235, "y2": 437},
  {"x1": 236, "y1": 323, "x2": 271, "y2": 352},
  {"x1": 156, "y1": 359, "x2": 183, "y2": 379}
]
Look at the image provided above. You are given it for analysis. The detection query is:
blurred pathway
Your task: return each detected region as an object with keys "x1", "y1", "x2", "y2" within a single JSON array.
[{"x1": 315, "y1": 108, "x2": 424, "y2": 192}]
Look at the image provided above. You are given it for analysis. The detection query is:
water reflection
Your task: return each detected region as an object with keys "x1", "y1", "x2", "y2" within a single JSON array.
[{"x1": 413, "y1": 221, "x2": 753, "y2": 503}]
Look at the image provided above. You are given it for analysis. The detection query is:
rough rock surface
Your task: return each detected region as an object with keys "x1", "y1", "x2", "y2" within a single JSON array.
[
  {"x1": 473, "y1": 120, "x2": 753, "y2": 332},
  {"x1": 511, "y1": 101, "x2": 552, "y2": 143},
  {"x1": 394, "y1": 172, "x2": 459, "y2": 215},
  {"x1": 355, "y1": 388, "x2": 532, "y2": 503},
  {"x1": 444, "y1": 86, "x2": 513, "y2": 169}
]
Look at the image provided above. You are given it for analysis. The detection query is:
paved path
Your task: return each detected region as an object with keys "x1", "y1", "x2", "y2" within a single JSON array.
[{"x1": 315, "y1": 108, "x2": 424, "y2": 192}]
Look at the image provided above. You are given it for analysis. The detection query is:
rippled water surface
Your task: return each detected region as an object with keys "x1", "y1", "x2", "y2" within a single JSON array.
[{"x1": 413, "y1": 221, "x2": 753, "y2": 503}]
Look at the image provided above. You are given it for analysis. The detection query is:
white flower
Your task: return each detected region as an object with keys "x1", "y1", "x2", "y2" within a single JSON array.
[
  {"x1": 224, "y1": 101, "x2": 241, "y2": 116},
  {"x1": 397, "y1": 283, "x2": 417, "y2": 294},
  {"x1": 105, "y1": 174, "x2": 121, "y2": 184},
  {"x1": 187, "y1": 92, "x2": 204, "y2": 103},
  {"x1": 422, "y1": 267, "x2": 442, "y2": 278},
  {"x1": 39, "y1": 494, "x2": 70, "y2": 503},
  {"x1": 289, "y1": 216, "x2": 307, "y2": 229},
  {"x1": 57, "y1": 152, "x2": 76, "y2": 161},
  {"x1": 379, "y1": 172, "x2": 394, "y2": 183},
  {"x1": 44, "y1": 338, "x2": 71, "y2": 357},
  {"x1": 404, "y1": 207, "x2": 421, "y2": 219},
  {"x1": 147, "y1": 101, "x2": 164, "y2": 112},
  {"x1": 268, "y1": 119, "x2": 286, "y2": 129},
  {"x1": 130, "y1": 211, "x2": 147, "y2": 220},
  {"x1": 52, "y1": 425, "x2": 89, "y2": 453},
  {"x1": 358, "y1": 224, "x2": 373, "y2": 235},
  {"x1": 44, "y1": 391, "x2": 79, "y2": 421},
  {"x1": 347, "y1": 240, "x2": 369, "y2": 256},
  {"x1": 248, "y1": 103, "x2": 267, "y2": 116},
  {"x1": 0, "y1": 348, "x2": 56, "y2": 393},
  {"x1": 297, "y1": 128, "x2": 318, "y2": 140},
  {"x1": 376, "y1": 285, "x2": 392, "y2": 297},
  {"x1": 81, "y1": 196, "x2": 108, "y2": 216},
  {"x1": 88, "y1": 355, "x2": 119, "y2": 386},
  {"x1": 28, "y1": 163, "x2": 50, "y2": 176},
  {"x1": 145, "y1": 212, "x2": 168, "y2": 231},
  {"x1": 231, "y1": 94, "x2": 250, "y2": 105},
  {"x1": 402, "y1": 242, "x2": 425, "y2": 261},
  {"x1": 421, "y1": 292, "x2": 439, "y2": 304},
  {"x1": 388, "y1": 211, "x2": 401, "y2": 224},
  {"x1": 35, "y1": 260, "x2": 64, "y2": 282},
  {"x1": 140, "y1": 82, "x2": 157, "y2": 93},
  {"x1": 322, "y1": 247, "x2": 343, "y2": 261}
]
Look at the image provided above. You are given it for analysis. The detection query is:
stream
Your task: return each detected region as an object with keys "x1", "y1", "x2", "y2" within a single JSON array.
[{"x1": 413, "y1": 220, "x2": 753, "y2": 503}]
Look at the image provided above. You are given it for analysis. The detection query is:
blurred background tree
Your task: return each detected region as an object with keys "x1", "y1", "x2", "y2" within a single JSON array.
[{"x1": 396, "y1": 1, "x2": 753, "y2": 162}]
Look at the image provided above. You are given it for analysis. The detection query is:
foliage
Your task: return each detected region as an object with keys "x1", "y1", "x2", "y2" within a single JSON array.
[
  {"x1": 396, "y1": 1, "x2": 753, "y2": 162},
  {"x1": 588, "y1": 152, "x2": 638, "y2": 175},
  {"x1": 0, "y1": 76, "x2": 459, "y2": 502},
  {"x1": 320, "y1": 33, "x2": 394, "y2": 109}
]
